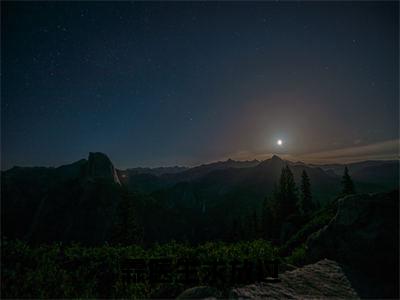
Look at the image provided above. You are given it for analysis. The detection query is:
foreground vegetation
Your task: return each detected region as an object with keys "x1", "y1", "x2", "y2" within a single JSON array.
[{"x1": 2, "y1": 239, "x2": 278, "y2": 298}]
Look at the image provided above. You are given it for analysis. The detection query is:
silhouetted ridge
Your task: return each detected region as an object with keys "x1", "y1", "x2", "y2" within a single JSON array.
[
  {"x1": 258, "y1": 154, "x2": 285, "y2": 169},
  {"x1": 84, "y1": 152, "x2": 121, "y2": 184},
  {"x1": 271, "y1": 154, "x2": 283, "y2": 161}
]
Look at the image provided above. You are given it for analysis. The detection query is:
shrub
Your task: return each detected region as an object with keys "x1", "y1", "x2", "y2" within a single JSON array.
[
  {"x1": 1, "y1": 239, "x2": 278, "y2": 298},
  {"x1": 286, "y1": 244, "x2": 307, "y2": 266}
]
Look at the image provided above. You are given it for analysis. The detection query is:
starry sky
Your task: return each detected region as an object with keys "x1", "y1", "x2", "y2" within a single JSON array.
[{"x1": 1, "y1": 1, "x2": 399, "y2": 169}]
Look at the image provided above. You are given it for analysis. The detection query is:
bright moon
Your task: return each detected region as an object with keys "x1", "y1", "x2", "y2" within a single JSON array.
[{"x1": 277, "y1": 139, "x2": 283, "y2": 146}]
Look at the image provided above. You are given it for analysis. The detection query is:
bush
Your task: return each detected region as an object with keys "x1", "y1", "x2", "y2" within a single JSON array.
[
  {"x1": 1, "y1": 239, "x2": 278, "y2": 298},
  {"x1": 286, "y1": 244, "x2": 307, "y2": 266}
]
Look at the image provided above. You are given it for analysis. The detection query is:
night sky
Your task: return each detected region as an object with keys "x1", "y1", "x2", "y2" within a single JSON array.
[{"x1": 2, "y1": 1, "x2": 399, "y2": 169}]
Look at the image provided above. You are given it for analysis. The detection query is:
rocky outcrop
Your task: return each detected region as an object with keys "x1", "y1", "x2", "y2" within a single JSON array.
[
  {"x1": 84, "y1": 152, "x2": 121, "y2": 185},
  {"x1": 230, "y1": 259, "x2": 358, "y2": 299},
  {"x1": 306, "y1": 190, "x2": 399, "y2": 298},
  {"x1": 177, "y1": 286, "x2": 222, "y2": 299},
  {"x1": 176, "y1": 260, "x2": 359, "y2": 299}
]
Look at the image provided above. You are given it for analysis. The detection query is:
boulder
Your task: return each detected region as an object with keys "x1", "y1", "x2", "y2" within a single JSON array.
[
  {"x1": 176, "y1": 286, "x2": 222, "y2": 299},
  {"x1": 230, "y1": 259, "x2": 359, "y2": 299}
]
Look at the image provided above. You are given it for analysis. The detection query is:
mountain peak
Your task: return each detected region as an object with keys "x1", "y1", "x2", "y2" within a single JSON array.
[
  {"x1": 85, "y1": 152, "x2": 121, "y2": 184},
  {"x1": 88, "y1": 152, "x2": 110, "y2": 162},
  {"x1": 257, "y1": 154, "x2": 285, "y2": 168},
  {"x1": 271, "y1": 154, "x2": 283, "y2": 161}
]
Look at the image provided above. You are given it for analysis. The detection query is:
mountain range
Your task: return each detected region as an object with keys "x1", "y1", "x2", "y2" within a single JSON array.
[{"x1": 2, "y1": 152, "x2": 398, "y2": 244}]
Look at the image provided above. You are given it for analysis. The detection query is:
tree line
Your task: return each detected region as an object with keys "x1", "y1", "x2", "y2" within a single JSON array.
[
  {"x1": 232, "y1": 165, "x2": 355, "y2": 243},
  {"x1": 112, "y1": 165, "x2": 355, "y2": 246}
]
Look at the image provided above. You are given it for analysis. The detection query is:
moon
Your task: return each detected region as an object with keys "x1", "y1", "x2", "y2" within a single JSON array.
[{"x1": 277, "y1": 139, "x2": 283, "y2": 146}]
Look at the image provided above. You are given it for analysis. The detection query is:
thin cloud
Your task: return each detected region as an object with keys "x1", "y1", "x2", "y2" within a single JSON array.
[{"x1": 297, "y1": 139, "x2": 399, "y2": 164}]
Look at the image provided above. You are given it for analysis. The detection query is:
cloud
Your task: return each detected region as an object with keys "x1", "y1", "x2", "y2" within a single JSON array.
[{"x1": 296, "y1": 139, "x2": 399, "y2": 163}]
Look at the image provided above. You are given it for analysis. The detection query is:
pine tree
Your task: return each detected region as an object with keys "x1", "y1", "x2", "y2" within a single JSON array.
[
  {"x1": 277, "y1": 165, "x2": 299, "y2": 220},
  {"x1": 111, "y1": 193, "x2": 143, "y2": 245},
  {"x1": 341, "y1": 166, "x2": 355, "y2": 196},
  {"x1": 232, "y1": 218, "x2": 243, "y2": 241},
  {"x1": 299, "y1": 170, "x2": 314, "y2": 215},
  {"x1": 262, "y1": 196, "x2": 277, "y2": 239},
  {"x1": 252, "y1": 210, "x2": 259, "y2": 238},
  {"x1": 263, "y1": 166, "x2": 300, "y2": 241},
  {"x1": 244, "y1": 214, "x2": 253, "y2": 240}
]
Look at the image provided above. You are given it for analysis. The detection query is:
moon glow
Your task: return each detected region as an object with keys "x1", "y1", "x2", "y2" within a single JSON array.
[{"x1": 277, "y1": 139, "x2": 283, "y2": 146}]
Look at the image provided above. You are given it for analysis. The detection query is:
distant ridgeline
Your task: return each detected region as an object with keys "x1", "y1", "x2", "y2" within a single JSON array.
[{"x1": 1, "y1": 152, "x2": 399, "y2": 245}]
